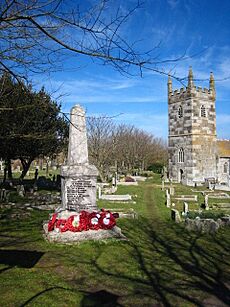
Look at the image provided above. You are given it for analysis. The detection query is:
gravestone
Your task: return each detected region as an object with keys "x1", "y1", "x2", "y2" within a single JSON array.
[
  {"x1": 183, "y1": 202, "x2": 189, "y2": 215},
  {"x1": 0, "y1": 189, "x2": 7, "y2": 201},
  {"x1": 112, "y1": 177, "x2": 116, "y2": 187},
  {"x1": 60, "y1": 105, "x2": 98, "y2": 212},
  {"x1": 166, "y1": 189, "x2": 171, "y2": 208},
  {"x1": 171, "y1": 209, "x2": 181, "y2": 223},
  {"x1": 170, "y1": 186, "x2": 175, "y2": 196},
  {"x1": 98, "y1": 186, "x2": 102, "y2": 199},
  {"x1": 17, "y1": 185, "x2": 25, "y2": 197},
  {"x1": 204, "y1": 194, "x2": 209, "y2": 210}
]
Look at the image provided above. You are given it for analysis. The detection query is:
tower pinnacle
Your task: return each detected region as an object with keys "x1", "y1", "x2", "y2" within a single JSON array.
[
  {"x1": 168, "y1": 75, "x2": 172, "y2": 95},
  {"x1": 209, "y1": 72, "x2": 216, "y2": 99},
  {"x1": 209, "y1": 72, "x2": 215, "y2": 90},
  {"x1": 188, "y1": 67, "x2": 193, "y2": 88}
]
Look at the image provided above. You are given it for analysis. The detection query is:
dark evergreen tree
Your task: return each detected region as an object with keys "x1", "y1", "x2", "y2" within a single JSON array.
[{"x1": 0, "y1": 74, "x2": 68, "y2": 179}]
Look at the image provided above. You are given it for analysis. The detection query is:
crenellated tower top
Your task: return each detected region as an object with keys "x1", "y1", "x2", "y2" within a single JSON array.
[{"x1": 168, "y1": 68, "x2": 216, "y2": 104}]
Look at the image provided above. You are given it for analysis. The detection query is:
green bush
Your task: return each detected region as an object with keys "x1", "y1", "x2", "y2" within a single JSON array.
[{"x1": 148, "y1": 163, "x2": 164, "y2": 174}]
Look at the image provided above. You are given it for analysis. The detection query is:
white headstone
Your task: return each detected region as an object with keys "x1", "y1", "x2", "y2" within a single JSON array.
[
  {"x1": 205, "y1": 194, "x2": 209, "y2": 210},
  {"x1": 171, "y1": 209, "x2": 181, "y2": 223},
  {"x1": 183, "y1": 202, "x2": 189, "y2": 214},
  {"x1": 166, "y1": 190, "x2": 171, "y2": 208},
  {"x1": 98, "y1": 186, "x2": 102, "y2": 199},
  {"x1": 170, "y1": 186, "x2": 175, "y2": 196}
]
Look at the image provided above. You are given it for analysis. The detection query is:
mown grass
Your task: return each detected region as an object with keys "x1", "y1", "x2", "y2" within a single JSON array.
[{"x1": 0, "y1": 175, "x2": 230, "y2": 306}]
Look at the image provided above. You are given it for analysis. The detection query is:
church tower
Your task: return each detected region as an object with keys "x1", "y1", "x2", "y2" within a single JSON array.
[{"x1": 168, "y1": 68, "x2": 217, "y2": 185}]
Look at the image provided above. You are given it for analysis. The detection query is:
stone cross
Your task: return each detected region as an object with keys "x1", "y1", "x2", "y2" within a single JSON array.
[{"x1": 61, "y1": 105, "x2": 98, "y2": 212}]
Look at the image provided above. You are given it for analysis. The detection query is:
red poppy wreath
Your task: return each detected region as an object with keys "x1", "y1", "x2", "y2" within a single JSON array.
[{"x1": 47, "y1": 209, "x2": 118, "y2": 232}]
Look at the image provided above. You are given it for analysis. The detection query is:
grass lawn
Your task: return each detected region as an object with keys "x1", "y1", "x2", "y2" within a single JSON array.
[{"x1": 0, "y1": 175, "x2": 230, "y2": 306}]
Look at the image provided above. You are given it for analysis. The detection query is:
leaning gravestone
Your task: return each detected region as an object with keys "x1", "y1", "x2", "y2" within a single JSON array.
[{"x1": 43, "y1": 105, "x2": 124, "y2": 242}]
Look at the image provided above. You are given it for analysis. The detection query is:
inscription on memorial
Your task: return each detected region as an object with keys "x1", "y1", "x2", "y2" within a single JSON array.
[{"x1": 66, "y1": 178, "x2": 96, "y2": 210}]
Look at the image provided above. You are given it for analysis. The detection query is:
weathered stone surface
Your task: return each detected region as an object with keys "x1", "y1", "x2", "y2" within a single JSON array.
[
  {"x1": 174, "y1": 195, "x2": 197, "y2": 201},
  {"x1": 208, "y1": 193, "x2": 230, "y2": 199},
  {"x1": 183, "y1": 202, "x2": 189, "y2": 214},
  {"x1": 171, "y1": 209, "x2": 181, "y2": 223},
  {"x1": 61, "y1": 171, "x2": 98, "y2": 212},
  {"x1": 185, "y1": 217, "x2": 220, "y2": 234},
  {"x1": 117, "y1": 182, "x2": 138, "y2": 186},
  {"x1": 168, "y1": 70, "x2": 217, "y2": 186},
  {"x1": 60, "y1": 105, "x2": 98, "y2": 212},
  {"x1": 43, "y1": 104, "x2": 126, "y2": 243},
  {"x1": 131, "y1": 176, "x2": 146, "y2": 181},
  {"x1": 166, "y1": 190, "x2": 171, "y2": 208},
  {"x1": 43, "y1": 223, "x2": 126, "y2": 243},
  {"x1": 213, "y1": 203, "x2": 230, "y2": 209},
  {"x1": 67, "y1": 105, "x2": 88, "y2": 165},
  {"x1": 169, "y1": 186, "x2": 175, "y2": 196},
  {"x1": 100, "y1": 194, "x2": 132, "y2": 201}
]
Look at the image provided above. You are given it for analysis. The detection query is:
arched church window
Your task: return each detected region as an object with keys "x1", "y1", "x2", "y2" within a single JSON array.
[
  {"x1": 178, "y1": 148, "x2": 184, "y2": 163},
  {"x1": 223, "y1": 162, "x2": 228, "y2": 174},
  {"x1": 201, "y1": 105, "x2": 206, "y2": 117},
  {"x1": 178, "y1": 106, "x2": 183, "y2": 118}
]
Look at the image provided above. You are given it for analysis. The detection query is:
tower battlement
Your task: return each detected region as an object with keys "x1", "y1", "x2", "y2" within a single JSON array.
[{"x1": 168, "y1": 68, "x2": 215, "y2": 104}]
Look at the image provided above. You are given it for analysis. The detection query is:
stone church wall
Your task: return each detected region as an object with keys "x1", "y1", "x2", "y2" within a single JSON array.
[{"x1": 168, "y1": 69, "x2": 217, "y2": 186}]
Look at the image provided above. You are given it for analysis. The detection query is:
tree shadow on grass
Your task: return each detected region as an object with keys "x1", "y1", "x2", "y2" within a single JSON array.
[
  {"x1": 76, "y1": 218, "x2": 230, "y2": 306},
  {"x1": 4, "y1": 217, "x2": 229, "y2": 306},
  {"x1": 0, "y1": 249, "x2": 44, "y2": 272},
  {"x1": 81, "y1": 289, "x2": 122, "y2": 307}
]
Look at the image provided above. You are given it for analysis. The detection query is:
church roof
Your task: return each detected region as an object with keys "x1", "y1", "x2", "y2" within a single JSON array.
[{"x1": 217, "y1": 140, "x2": 230, "y2": 157}]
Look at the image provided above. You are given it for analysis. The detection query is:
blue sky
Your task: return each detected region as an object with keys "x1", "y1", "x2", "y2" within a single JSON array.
[{"x1": 35, "y1": 0, "x2": 230, "y2": 140}]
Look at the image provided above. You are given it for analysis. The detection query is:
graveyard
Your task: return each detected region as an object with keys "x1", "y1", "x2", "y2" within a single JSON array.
[
  {"x1": 0, "y1": 171, "x2": 230, "y2": 306},
  {"x1": 1, "y1": 1, "x2": 230, "y2": 305},
  {"x1": 0, "y1": 104, "x2": 229, "y2": 306}
]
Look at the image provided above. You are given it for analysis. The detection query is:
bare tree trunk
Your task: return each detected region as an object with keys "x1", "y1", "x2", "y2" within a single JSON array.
[
  {"x1": 6, "y1": 158, "x2": 12, "y2": 179},
  {"x1": 20, "y1": 157, "x2": 34, "y2": 179},
  {"x1": 3, "y1": 167, "x2": 7, "y2": 183}
]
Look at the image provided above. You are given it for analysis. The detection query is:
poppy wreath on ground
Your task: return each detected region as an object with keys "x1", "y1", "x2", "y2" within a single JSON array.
[
  {"x1": 99, "y1": 209, "x2": 116, "y2": 230},
  {"x1": 47, "y1": 209, "x2": 118, "y2": 232},
  {"x1": 88, "y1": 212, "x2": 101, "y2": 230}
]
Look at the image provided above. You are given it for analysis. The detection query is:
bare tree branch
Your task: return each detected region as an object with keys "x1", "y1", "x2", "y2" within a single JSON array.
[{"x1": 0, "y1": 0, "x2": 199, "y2": 82}]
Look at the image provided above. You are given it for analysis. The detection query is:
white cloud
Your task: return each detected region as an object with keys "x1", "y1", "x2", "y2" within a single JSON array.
[
  {"x1": 217, "y1": 114, "x2": 230, "y2": 125},
  {"x1": 167, "y1": 0, "x2": 180, "y2": 9}
]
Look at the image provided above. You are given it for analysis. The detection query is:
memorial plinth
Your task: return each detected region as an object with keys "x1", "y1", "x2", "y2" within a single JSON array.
[{"x1": 61, "y1": 165, "x2": 98, "y2": 212}]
